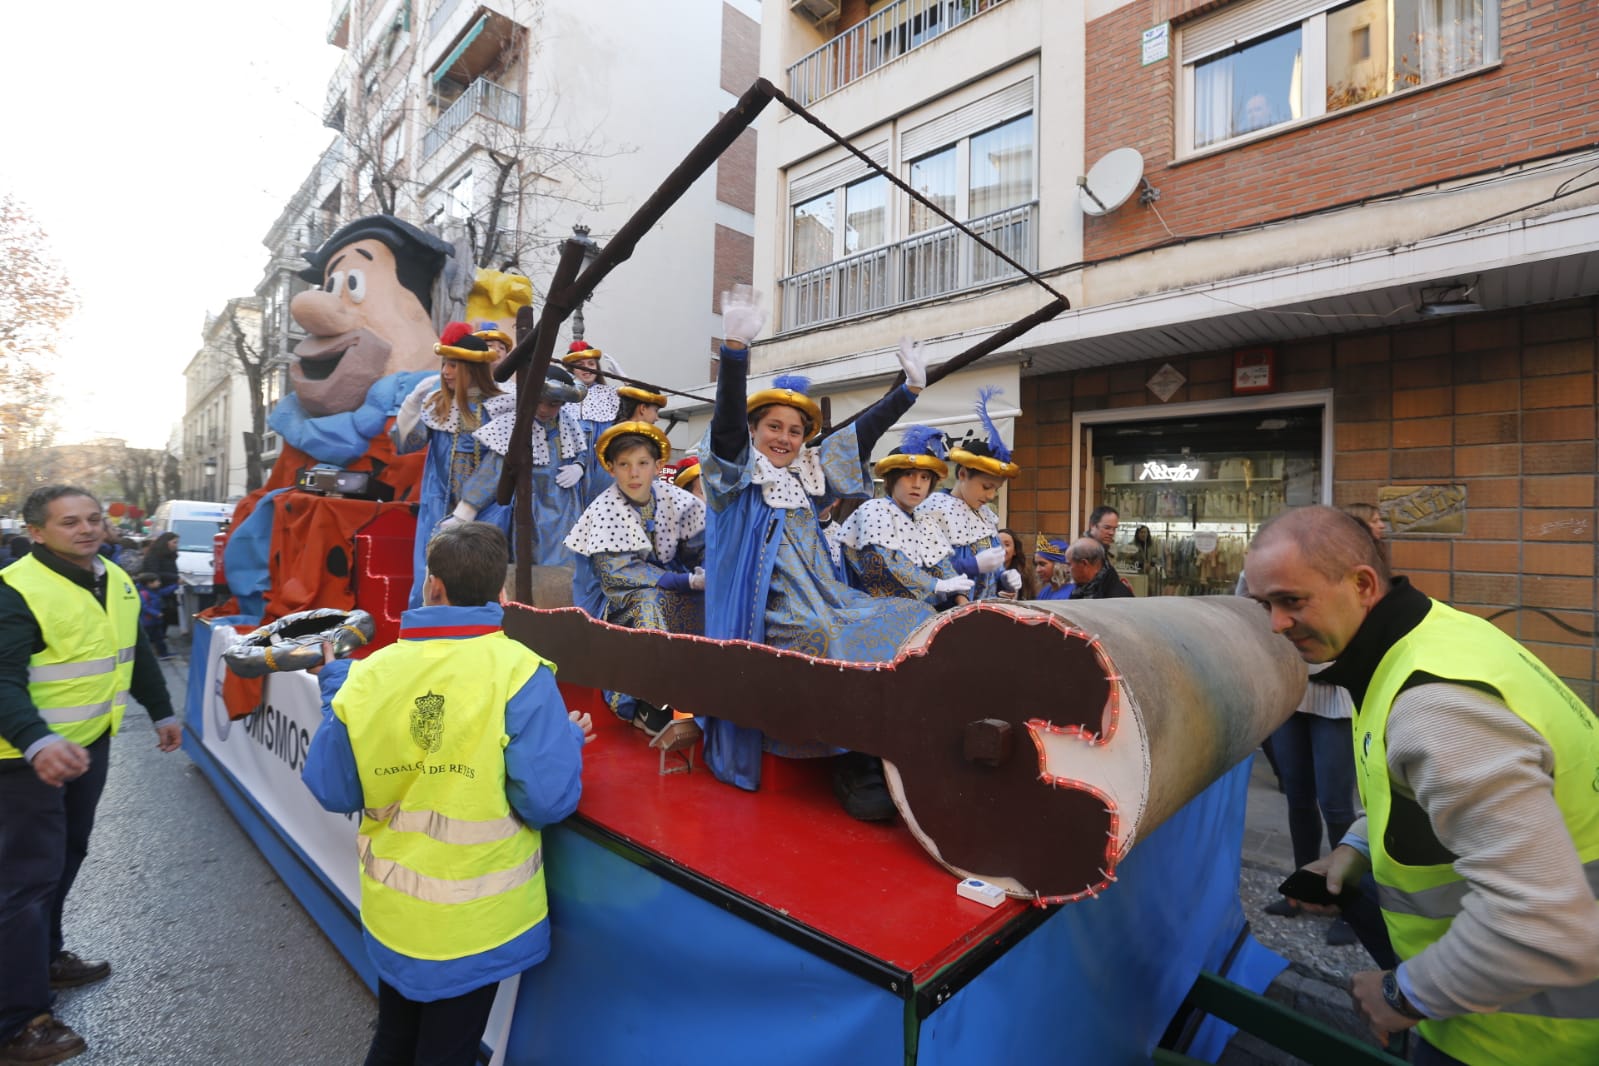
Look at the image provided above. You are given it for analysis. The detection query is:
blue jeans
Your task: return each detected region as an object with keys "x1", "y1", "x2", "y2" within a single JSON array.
[{"x1": 1270, "y1": 712, "x2": 1356, "y2": 869}]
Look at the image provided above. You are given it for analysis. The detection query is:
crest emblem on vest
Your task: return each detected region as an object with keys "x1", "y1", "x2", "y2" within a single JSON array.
[
  {"x1": 411, "y1": 691, "x2": 445, "y2": 753},
  {"x1": 1362, "y1": 731, "x2": 1372, "y2": 759}
]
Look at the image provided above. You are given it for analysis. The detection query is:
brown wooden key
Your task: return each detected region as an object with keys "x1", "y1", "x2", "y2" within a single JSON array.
[{"x1": 503, "y1": 597, "x2": 1302, "y2": 903}]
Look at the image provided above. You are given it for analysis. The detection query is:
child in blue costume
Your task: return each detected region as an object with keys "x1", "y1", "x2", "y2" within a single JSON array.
[
  {"x1": 916, "y1": 388, "x2": 1024, "y2": 601},
  {"x1": 569, "y1": 380, "x2": 671, "y2": 616},
  {"x1": 837, "y1": 426, "x2": 973, "y2": 609},
  {"x1": 565, "y1": 421, "x2": 705, "y2": 733},
  {"x1": 699, "y1": 286, "x2": 935, "y2": 821},
  {"x1": 391, "y1": 323, "x2": 518, "y2": 608}
]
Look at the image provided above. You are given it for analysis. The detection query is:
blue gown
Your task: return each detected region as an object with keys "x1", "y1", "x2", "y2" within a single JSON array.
[
  {"x1": 393, "y1": 389, "x2": 517, "y2": 608},
  {"x1": 699, "y1": 347, "x2": 929, "y2": 790},
  {"x1": 838, "y1": 498, "x2": 960, "y2": 607},
  {"x1": 566, "y1": 385, "x2": 620, "y2": 614},
  {"x1": 525, "y1": 406, "x2": 589, "y2": 569}
]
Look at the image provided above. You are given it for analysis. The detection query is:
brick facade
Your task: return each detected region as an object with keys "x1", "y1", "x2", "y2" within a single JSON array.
[
  {"x1": 1083, "y1": 2, "x2": 1599, "y2": 262},
  {"x1": 1006, "y1": 297, "x2": 1599, "y2": 700},
  {"x1": 720, "y1": 3, "x2": 760, "y2": 95},
  {"x1": 712, "y1": 225, "x2": 756, "y2": 310},
  {"x1": 716, "y1": 126, "x2": 758, "y2": 214}
]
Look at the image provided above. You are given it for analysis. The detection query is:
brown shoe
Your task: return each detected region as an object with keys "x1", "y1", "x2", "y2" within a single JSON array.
[
  {"x1": 0, "y1": 1014, "x2": 85, "y2": 1065},
  {"x1": 48, "y1": 951, "x2": 110, "y2": 989}
]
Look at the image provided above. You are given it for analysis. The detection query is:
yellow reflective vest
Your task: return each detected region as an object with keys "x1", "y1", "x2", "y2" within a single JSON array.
[
  {"x1": 1358, "y1": 601, "x2": 1599, "y2": 1064},
  {"x1": 333, "y1": 629, "x2": 552, "y2": 961},
  {"x1": 0, "y1": 554, "x2": 140, "y2": 760}
]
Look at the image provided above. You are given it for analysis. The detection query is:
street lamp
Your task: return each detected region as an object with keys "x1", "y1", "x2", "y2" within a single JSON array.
[
  {"x1": 568, "y1": 223, "x2": 602, "y2": 342},
  {"x1": 203, "y1": 457, "x2": 218, "y2": 501}
]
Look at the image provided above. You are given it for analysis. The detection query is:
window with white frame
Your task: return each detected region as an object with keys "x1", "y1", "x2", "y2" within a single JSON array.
[
  {"x1": 779, "y1": 76, "x2": 1036, "y2": 331},
  {"x1": 1181, "y1": 0, "x2": 1499, "y2": 152}
]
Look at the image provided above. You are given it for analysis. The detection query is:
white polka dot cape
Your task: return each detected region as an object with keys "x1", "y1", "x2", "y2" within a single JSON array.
[
  {"x1": 528, "y1": 404, "x2": 588, "y2": 467},
  {"x1": 419, "y1": 388, "x2": 520, "y2": 457},
  {"x1": 916, "y1": 490, "x2": 999, "y2": 547},
  {"x1": 836, "y1": 497, "x2": 953, "y2": 568},
  {"x1": 566, "y1": 382, "x2": 620, "y2": 424},
  {"x1": 749, "y1": 448, "x2": 826, "y2": 510},
  {"x1": 564, "y1": 480, "x2": 706, "y2": 563}
]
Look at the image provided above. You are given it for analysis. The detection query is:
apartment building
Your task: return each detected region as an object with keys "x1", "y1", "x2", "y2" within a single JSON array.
[
  {"x1": 315, "y1": 0, "x2": 760, "y2": 414},
  {"x1": 180, "y1": 298, "x2": 262, "y2": 502},
  {"x1": 752, "y1": 0, "x2": 1599, "y2": 700}
]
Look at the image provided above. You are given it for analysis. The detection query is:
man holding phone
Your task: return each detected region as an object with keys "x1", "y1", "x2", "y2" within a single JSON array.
[{"x1": 1245, "y1": 506, "x2": 1599, "y2": 1066}]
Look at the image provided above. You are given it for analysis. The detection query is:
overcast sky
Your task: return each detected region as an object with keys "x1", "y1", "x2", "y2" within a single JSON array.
[{"x1": 1, "y1": 1, "x2": 342, "y2": 448}]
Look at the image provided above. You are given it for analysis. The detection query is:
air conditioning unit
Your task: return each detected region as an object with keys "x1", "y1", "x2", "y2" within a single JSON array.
[{"x1": 790, "y1": 0, "x2": 841, "y2": 29}]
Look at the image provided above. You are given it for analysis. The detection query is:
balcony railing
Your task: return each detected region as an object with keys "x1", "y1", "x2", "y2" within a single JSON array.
[
  {"x1": 422, "y1": 78, "x2": 522, "y2": 159},
  {"x1": 779, "y1": 201, "x2": 1036, "y2": 332},
  {"x1": 786, "y1": 0, "x2": 1009, "y2": 107}
]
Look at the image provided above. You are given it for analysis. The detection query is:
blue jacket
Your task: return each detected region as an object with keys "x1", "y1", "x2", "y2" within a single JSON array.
[{"x1": 302, "y1": 602, "x2": 585, "y2": 1001}]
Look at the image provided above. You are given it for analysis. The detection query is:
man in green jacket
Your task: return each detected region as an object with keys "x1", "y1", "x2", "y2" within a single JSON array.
[
  {"x1": 0, "y1": 486, "x2": 181, "y2": 1065},
  {"x1": 1245, "y1": 505, "x2": 1599, "y2": 1066}
]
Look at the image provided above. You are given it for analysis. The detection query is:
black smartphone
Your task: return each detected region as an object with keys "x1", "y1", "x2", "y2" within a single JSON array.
[{"x1": 1277, "y1": 867, "x2": 1360, "y2": 908}]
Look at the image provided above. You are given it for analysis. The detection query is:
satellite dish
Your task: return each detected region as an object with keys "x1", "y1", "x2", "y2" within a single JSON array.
[{"x1": 1078, "y1": 148, "x2": 1145, "y2": 216}]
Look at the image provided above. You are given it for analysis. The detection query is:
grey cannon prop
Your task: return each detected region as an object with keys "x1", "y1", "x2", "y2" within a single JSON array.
[
  {"x1": 501, "y1": 595, "x2": 1305, "y2": 904},
  {"x1": 889, "y1": 596, "x2": 1307, "y2": 901},
  {"x1": 222, "y1": 608, "x2": 376, "y2": 677}
]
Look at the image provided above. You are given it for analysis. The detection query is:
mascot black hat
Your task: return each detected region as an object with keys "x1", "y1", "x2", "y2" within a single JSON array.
[{"x1": 298, "y1": 215, "x2": 455, "y2": 314}]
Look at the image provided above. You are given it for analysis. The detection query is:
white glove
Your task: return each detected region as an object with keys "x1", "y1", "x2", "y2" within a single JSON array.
[
  {"x1": 720, "y1": 284, "x2": 768, "y2": 347},
  {"x1": 935, "y1": 575, "x2": 975, "y2": 597},
  {"x1": 689, "y1": 567, "x2": 706, "y2": 591},
  {"x1": 1000, "y1": 568, "x2": 1022, "y2": 592},
  {"x1": 450, "y1": 501, "x2": 479, "y2": 523},
  {"x1": 897, "y1": 337, "x2": 930, "y2": 391},
  {"x1": 974, "y1": 545, "x2": 1006, "y2": 573},
  {"x1": 395, "y1": 374, "x2": 439, "y2": 439},
  {"x1": 555, "y1": 463, "x2": 584, "y2": 489}
]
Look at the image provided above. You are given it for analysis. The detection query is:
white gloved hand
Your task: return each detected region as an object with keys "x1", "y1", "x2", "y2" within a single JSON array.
[
  {"x1": 689, "y1": 566, "x2": 706, "y2": 591},
  {"x1": 555, "y1": 464, "x2": 584, "y2": 489},
  {"x1": 974, "y1": 545, "x2": 1006, "y2": 573},
  {"x1": 720, "y1": 284, "x2": 767, "y2": 347},
  {"x1": 935, "y1": 575, "x2": 975, "y2": 597},
  {"x1": 395, "y1": 374, "x2": 440, "y2": 439},
  {"x1": 1000, "y1": 568, "x2": 1022, "y2": 592},
  {"x1": 450, "y1": 501, "x2": 479, "y2": 524},
  {"x1": 897, "y1": 337, "x2": 930, "y2": 391}
]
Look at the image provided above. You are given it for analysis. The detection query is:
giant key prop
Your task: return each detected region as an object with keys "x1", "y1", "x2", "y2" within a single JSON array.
[{"x1": 505, "y1": 597, "x2": 1305, "y2": 904}]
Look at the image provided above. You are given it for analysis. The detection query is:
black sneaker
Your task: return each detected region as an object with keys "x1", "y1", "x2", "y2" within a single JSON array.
[
  {"x1": 1263, "y1": 897, "x2": 1301, "y2": 918},
  {"x1": 1326, "y1": 917, "x2": 1357, "y2": 946},
  {"x1": 632, "y1": 702, "x2": 673, "y2": 737},
  {"x1": 831, "y1": 753, "x2": 897, "y2": 822}
]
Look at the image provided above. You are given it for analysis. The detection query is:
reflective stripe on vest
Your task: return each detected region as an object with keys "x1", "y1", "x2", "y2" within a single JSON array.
[
  {"x1": 0, "y1": 556, "x2": 141, "y2": 759},
  {"x1": 357, "y1": 834, "x2": 544, "y2": 905},
  {"x1": 29, "y1": 646, "x2": 135, "y2": 684},
  {"x1": 1358, "y1": 601, "x2": 1599, "y2": 1055},
  {"x1": 362, "y1": 802, "x2": 525, "y2": 847},
  {"x1": 1379, "y1": 859, "x2": 1599, "y2": 922}
]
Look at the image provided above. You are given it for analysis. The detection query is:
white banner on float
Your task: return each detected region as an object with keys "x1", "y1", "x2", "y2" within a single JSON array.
[{"x1": 198, "y1": 626, "x2": 361, "y2": 907}]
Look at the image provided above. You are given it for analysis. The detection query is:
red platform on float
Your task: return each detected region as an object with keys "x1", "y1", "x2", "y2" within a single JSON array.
[{"x1": 555, "y1": 682, "x2": 1030, "y2": 984}]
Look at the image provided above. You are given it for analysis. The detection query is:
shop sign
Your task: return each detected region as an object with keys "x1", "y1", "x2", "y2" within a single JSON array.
[
  {"x1": 1138, "y1": 460, "x2": 1207, "y2": 482},
  {"x1": 1141, "y1": 23, "x2": 1170, "y2": 66},
  {"x1": 1146, "y1": 363, "x2": 1186, "y2": 402},
  {"x1": 1379, "y1": 484, "x2": 1467, "y2": 535},
  {"x1": 1232, "y1": 347, "x2": 1277, "y2": 395}
]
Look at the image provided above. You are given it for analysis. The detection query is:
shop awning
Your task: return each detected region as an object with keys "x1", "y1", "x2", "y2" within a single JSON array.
[{"x1": 430, "y1": 14, "x2": 487, "y2": 84}]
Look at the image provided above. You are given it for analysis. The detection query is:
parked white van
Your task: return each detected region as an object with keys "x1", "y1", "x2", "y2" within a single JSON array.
[{"x1": 149, "y1": 500, "x2": 235, "y2": 630}]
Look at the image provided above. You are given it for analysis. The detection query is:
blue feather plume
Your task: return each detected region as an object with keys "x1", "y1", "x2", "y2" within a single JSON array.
[
  {"x1": 771, "y1": 373, "x2": 812, "y2": 394},
  {"x1": 899, "y1": 423, "x2": 946, "y2": 459},
  {"x1": 975, "y1": 386, "x2": 1011, "y2": 463}
]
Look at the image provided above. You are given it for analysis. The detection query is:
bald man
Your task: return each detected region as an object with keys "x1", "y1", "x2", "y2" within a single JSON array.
[
  {"x1": 1244, "y1": 505, "x2": 1599, "y2": 1064},
  {"x1": 1065, "y1": 538, "x2": 1131, "y2": 600}
]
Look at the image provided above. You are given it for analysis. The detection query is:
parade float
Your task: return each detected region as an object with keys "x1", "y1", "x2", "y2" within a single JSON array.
[{"x1": 183, "y1": 79, "x2": 1401, "y2": 1066}]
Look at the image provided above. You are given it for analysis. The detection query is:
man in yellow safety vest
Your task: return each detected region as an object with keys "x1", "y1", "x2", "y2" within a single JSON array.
[
  {"x1": 0, "y1": 485, "x2": 182, "y2": 1066},
  {"x1": 1245, "y1": 505, "x2": 1599, "y2": 1066},
  {"x1": 303, "y1": 521, "x2": 591, "y2": 1066}
]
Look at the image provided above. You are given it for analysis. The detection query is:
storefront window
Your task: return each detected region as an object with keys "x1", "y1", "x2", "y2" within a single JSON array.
[{"x1": 1088, "y1": 406, "x2": 1324, "y2": 595}]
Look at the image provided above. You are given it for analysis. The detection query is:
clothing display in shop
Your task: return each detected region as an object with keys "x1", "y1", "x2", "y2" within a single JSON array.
[
  {"x1": 1120, "y1": 532, "x2": 1248, "y2": 595},
  {"x1": 1101, "y1": 484, "x2": 1285, "y2": 523}
]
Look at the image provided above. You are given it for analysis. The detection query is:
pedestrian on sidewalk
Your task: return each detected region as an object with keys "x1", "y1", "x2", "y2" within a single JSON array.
[
  {"x1": 136, "y1": 574, "x2": 172, "y2": 660},
  {"x1": 1245, "y1": 505, "x2": 1599, "y2": 1065},
  {"x1": 303, "y1": 522, "x2": 593, "y2": 1066},
  {"x1": 0, "y1": 486, "x2": 182, "y2": 1066}
]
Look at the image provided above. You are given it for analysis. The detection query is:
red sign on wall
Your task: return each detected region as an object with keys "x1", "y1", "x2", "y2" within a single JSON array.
[{"x1": 1232, "y1": 347, "x2": 1277, "y2": 395}]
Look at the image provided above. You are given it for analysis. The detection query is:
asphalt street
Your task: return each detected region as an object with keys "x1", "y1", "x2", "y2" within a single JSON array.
[{"x1": 49, "y1": 655, "x2": 374, "y2": 1066}]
